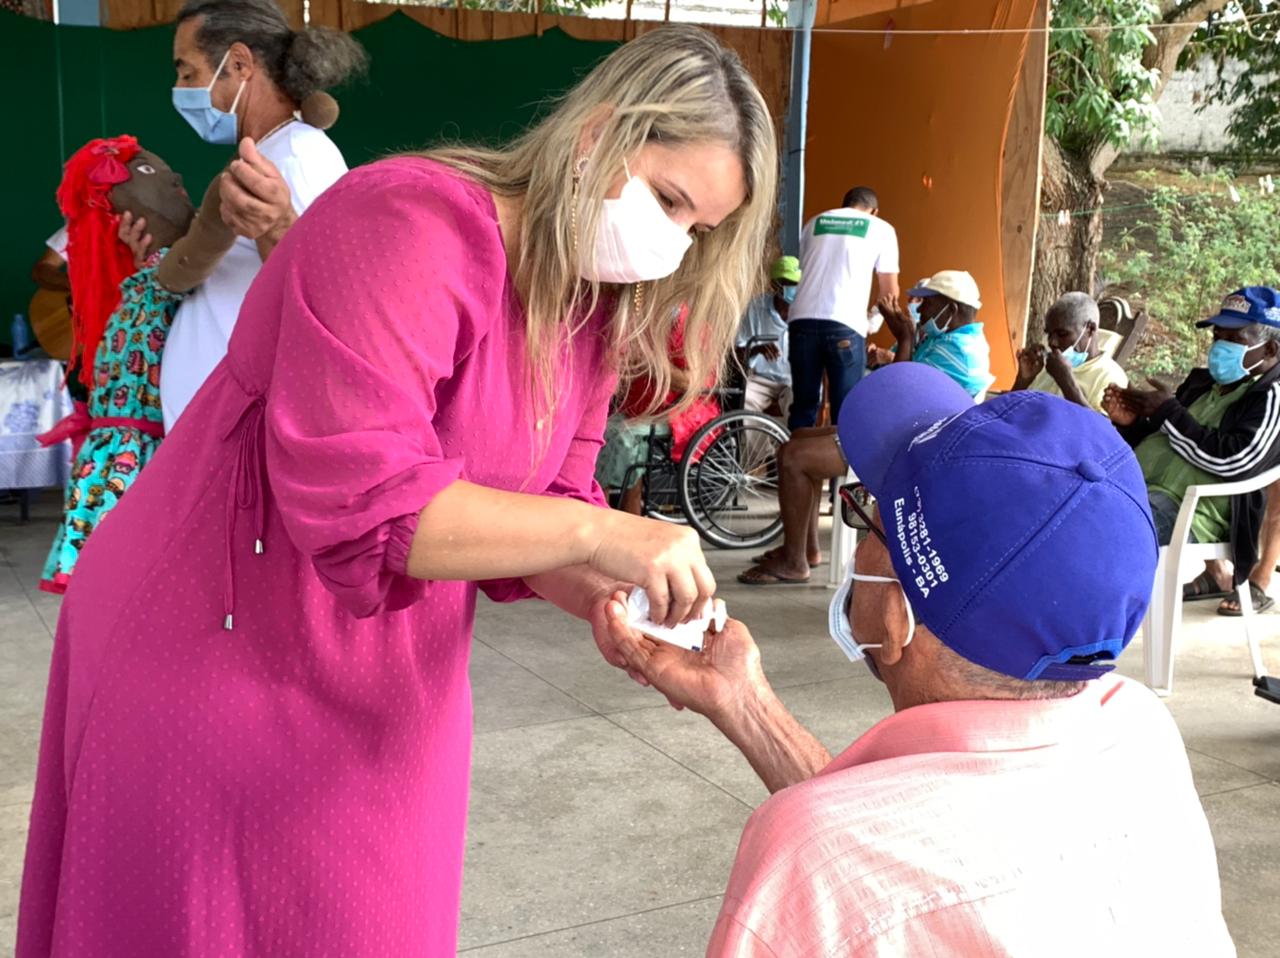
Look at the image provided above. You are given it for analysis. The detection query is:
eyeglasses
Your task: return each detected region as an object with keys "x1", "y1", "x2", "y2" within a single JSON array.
[{"x1": 838, "y1": 482, "x2": 887, "y2": 547}]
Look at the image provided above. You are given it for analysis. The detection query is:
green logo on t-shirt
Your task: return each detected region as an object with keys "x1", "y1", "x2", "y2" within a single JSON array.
[{"x1": 815, "y1": 215, "x2": 870, "y2": 238}]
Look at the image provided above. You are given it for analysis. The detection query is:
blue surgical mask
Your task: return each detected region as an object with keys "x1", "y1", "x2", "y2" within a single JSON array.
[
  {"x1": 781, "y1": 286, "x2": 797, "y2": 305},
  {"x1": 1208, "y1": 339, "x2": 1264, "y2": 385},
  {"x1": 172, "y1": 50, "x2": 245, "y2": 146},
  {"x1": 1064, "y1": 326, "x2": 1091, "y2": 368},
  {"x1": 908, "y1": 302, "x2": 922, "y2": 324},
  {"x1": 921, "y1": 303, "x2": 953, "y2": 339},
  {"x1": 828, "y1": 563, "x2": 915, "y2": 676}
]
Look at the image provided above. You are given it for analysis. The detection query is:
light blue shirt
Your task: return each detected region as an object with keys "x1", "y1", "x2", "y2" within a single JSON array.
[
  {"x1": 912, "y1": 323, "x2": 996, "y2": 398},
  {"x1": 736, "y1": 294, "x2": 790, "y2": 385}
]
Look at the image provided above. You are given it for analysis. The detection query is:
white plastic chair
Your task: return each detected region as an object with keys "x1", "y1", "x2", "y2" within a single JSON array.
[
  {"x1": 828, "y1": 467, "x2": 857, "y2": 588},
  {"x1": 1141, "y1": 463, "x2": 1280, "y2": 696}
]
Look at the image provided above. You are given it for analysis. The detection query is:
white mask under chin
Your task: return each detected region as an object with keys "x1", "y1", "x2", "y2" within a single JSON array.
[{"x1": 581, "y1": 166, "x2": 693, "y2": 284}]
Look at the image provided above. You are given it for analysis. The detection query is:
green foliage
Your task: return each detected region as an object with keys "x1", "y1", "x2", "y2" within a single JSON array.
[
  {"x1": 1099, "y1": 173, "x2": 1280, "y2": 378},
  {"x1": 1046, "y1": 0, "x2": 1163, "y2": 157},
  {"x1": 1190, "y1": 1, "x2": 1280, "y2": 157}
]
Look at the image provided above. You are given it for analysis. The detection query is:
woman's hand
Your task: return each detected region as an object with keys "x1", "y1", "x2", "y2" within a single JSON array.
[
  {"x1": 117, "y1": 211, "x2": 152, "y2": 268},
  {"x1": 586, "y1": 511, "x2": 715, "y2": 628}
]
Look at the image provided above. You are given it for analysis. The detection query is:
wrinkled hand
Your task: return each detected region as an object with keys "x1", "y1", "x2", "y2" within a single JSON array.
[
  {"x1": 868, "y1": 344, "x2": 895, "y2": 367},
  {"x1": 117, "y1": 211, "x2": 153, "y2": 268},
  {"x1": 1017, "y1": 344, "x2": 1045, "y2": 382},
  {"x1": 220, "y1": 138, "x2": 295, "y2": 242},
  {"x1": 878, "y1": 294, "x2": 913, "y2": 342},
  {"x1": 1103, "y1": 385, "x2": 1137, "y2": 425},
  {"x1": 589, "y1": 587, "x2": 650, "y2": 688},
  {"x1": 1119, "y1": 378, "x2": 1174, "y2": 419},
  {"x1": 588, "y1": 512, "x2": 715, "y2": 628},
  {"x1": 750, "y1": 343, "x2": 781, "y2": 363},
  {"x1": 1044, "y1": 346, "x2": 1073, "y2": 383},
  {"x1": 605, "y1": 606, "x2": 763, "y2": 719}
]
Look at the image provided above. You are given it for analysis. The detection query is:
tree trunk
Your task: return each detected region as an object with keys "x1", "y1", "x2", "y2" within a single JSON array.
[
  {"x1": 1027, "y1": 138, "x2": 1105, "y2": 346},
  {"x1": 1026, "y1": 0, "x2": 1230, "y2": 348}
]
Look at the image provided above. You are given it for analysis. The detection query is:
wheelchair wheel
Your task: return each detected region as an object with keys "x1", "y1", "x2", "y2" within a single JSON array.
[{"x1": 678, "y1": 411, "x2": 788, "y2": 549}]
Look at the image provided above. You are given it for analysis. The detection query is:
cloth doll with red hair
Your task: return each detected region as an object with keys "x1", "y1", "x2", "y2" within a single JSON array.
[{"x1": 38, "y1": 135, "x2": 233, "y2": 592}]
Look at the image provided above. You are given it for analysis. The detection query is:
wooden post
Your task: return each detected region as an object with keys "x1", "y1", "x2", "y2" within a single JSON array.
[
  {"x1": 760, "y1": 0, "x2": 767, "y2": 29},
  {"x1": 663, "y1": 0, "x2": 670, "y2": 21}
]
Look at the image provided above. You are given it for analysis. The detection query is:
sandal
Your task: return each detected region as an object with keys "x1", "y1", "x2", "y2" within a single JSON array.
[
  {"x1": 737, "y1": 564, "x2": 810, "y2": 586},
  {"x1": 1183, "y1": 571, "x2": 1230, "y2": 602},
  {"x1": 1217, "y1": 582, "x2": 1276, "y2": 617},
  {"x1": 751, "y1": 548, "x2": 823, "y2": 567}
]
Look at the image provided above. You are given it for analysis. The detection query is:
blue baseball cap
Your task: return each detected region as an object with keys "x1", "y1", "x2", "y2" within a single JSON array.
[
  {"x1": 837, "y1": 364, "x2": 1157, "y2": 681},
  {"x1": 1196, "y1": 287, "x2": 1280, "y2": 329}
]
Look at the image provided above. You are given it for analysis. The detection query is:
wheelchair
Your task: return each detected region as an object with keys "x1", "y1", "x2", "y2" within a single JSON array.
[{"x1": 616, "y1": 337, "x2": 790, "y2": 550}]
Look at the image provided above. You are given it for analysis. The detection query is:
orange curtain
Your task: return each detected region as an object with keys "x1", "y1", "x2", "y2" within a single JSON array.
[{"x1": 806, "y1": 0, "x2": 1047, "y2": 386}]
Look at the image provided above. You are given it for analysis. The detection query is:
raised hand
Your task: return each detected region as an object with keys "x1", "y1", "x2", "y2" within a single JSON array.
[{"x1": 220, "y1": 137, "x2": 296, "y2": 242}]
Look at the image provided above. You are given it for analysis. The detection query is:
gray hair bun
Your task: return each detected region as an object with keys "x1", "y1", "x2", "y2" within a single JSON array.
[{"x1": 300, "y1": 91, "x2": 340, "y2": 130}]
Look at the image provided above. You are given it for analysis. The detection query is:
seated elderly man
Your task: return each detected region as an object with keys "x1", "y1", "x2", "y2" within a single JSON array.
[
  {"x1": 735, "y1": 255, "x2": 799, "y2": 417},
  {"x1": 1014, "y1": 291, "x2": 1128, "y2": 412},
  {"x1": 738, "y1": 270, "x2": 991, "y2": 585},
  {"x1": 1106, "y1": 287, "x2": 1280, "y2": 613},
  {"x1": 606, "y1": 364, "x2": 1233, "y2": 956},
  {"x1": 878, "y1": 269, "x2": 995, "y2": 397}
]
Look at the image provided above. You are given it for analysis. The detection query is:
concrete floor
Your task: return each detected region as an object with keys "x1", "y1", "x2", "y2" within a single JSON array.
[{"x1": 2, "y1": 492, "x2": 1279, "y2": 956}]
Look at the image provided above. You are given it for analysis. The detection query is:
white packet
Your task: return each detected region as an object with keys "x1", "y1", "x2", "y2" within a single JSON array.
[{"x1": 626, "y1": 588, "x2": 727, "y2": 653}]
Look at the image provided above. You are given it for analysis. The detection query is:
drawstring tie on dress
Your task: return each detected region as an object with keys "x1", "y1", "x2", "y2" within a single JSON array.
[{"x1": 223, "y1": 396, "x2": 266, "y2": 630}]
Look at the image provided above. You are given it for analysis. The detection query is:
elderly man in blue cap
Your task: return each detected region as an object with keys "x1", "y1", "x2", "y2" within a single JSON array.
[
  {"x1": 605, "y1": 364, "x2": 1233, "y2": 956},
  {"x1": 1106, "y1": 287, "x2": 1280, "y2": 616}
]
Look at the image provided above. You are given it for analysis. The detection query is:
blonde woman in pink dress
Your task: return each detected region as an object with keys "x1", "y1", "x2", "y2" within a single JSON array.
[{"x1": 18, "y1": 24, "x2": 777, "y2": 958}]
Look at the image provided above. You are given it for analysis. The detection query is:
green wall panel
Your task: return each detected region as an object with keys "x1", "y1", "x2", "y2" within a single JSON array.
[{"x1": 1, "y1": 9, "x2": 617, "y2": 344}]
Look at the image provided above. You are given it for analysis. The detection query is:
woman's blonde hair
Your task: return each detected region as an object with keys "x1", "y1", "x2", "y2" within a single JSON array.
[{"x1": 424, "y1": 24, "x2": 778, "y2": 427}]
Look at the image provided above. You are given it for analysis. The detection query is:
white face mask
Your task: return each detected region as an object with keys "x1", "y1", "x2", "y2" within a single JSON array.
[
  {"x1": 828, "y1": 563, "x2": 916, "y2": 664},
  {"x1": 582, "y1": 161, "x2": 693, "y2": 285}
]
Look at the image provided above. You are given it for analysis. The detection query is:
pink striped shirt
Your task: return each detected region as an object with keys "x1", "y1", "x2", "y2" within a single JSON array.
[{"x1": 707, "y1": 675, "x2": 1234, "y2": 957}]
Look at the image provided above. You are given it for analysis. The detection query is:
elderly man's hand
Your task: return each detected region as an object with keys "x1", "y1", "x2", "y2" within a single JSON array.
[
  {"x1": 590, "y1": 588, "x2": 652, "y2": 689},
  {"x1": 604, "y1": 603, "x2": 765, "y2": 720},
  {"x1": 1044, "y1": 347, "x2": 1074, "y2": 384},
  {"x1": 878, "y1": 295, "x2": 914, "y2": 343},
  {"x1": 868, "y1": 344, "x2": 895, "y2": 367},
  {"x1": 1016, "y1": 345, "x2": 1045, "y2": 382},
  {"x1": 220, "y1": 138, "x2": 296, "y2": 242},
  {"x1": 1102, "y1": 385, "x2": 1136, "y2": 425},
  {"x1": 1119, "y1": 378, "x2": 1175, "y2": 419}
]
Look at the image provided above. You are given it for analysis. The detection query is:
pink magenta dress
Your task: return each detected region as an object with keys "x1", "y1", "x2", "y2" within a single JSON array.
[{"x1": 18, "y1": 159, "x2": 616, "y2": 957}]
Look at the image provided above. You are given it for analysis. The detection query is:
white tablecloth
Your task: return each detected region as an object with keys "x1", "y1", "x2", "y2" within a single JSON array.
[{"x1": 0, "y1": 359, "x2": 73, "y2": 490}]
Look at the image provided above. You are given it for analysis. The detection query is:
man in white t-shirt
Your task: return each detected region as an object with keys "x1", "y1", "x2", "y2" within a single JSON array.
[
  {"x1": 788, "y1": 187, "x2": 899, "y2": 429},
  {"x1": 131, "y1": 0, "x2": 361, "y2": 432}
]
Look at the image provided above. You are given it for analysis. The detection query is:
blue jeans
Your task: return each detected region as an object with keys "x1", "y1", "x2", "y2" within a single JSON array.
[
  {"x1": 1149, "y1": 490, "x2": 1197, "y2": 547},
  {"x1": 787, "y1": 319, "x2": 865, "y2": 430}
]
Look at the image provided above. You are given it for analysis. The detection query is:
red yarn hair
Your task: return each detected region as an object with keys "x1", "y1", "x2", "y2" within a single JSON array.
[{"x1": 56, "y1": 135, "x2": 141, "y2": 387}]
